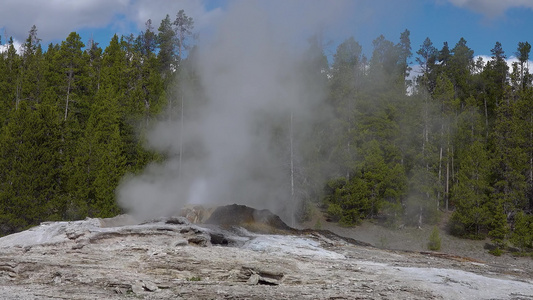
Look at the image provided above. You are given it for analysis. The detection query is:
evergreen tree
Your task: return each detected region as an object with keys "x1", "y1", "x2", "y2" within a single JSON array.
[
  {"x1": 66, "y1": 87, "x2": 125, "y2": 218},
  {"x1": 328, "y1": 37, "x2": 364, "y2": 180},
  {"x1": 138, "y1": 19, "x2": 157, "y2": 56},
  {"x1": 174, "y1": 9, "x2": 195, "y2": 65},
  {"x1": 20, "y1": 25, "x2": 46, "y2": 105},
  {"x1": 492, "y1": 92, "x2": 529, "y2": 216},
  {"x1": 448, "y1": 38, "x2": 474, "y2": 101},
  {"x1": 438, "y1": 41, "x2": 451, "y2": 69},
  {"x1": 510, "y1": 211, "x2": 533, "y2": 251},
  {"x1": 516, "y1": 42, "x2": 531, "y2": 91},
  {"x1": 368, "y1": 35, "x2": 399, "y2": 90},
  {"x1": 481, "y1": 42, "x2": 508, "y2": 130},
  {"x1": 3, "y1": 37, "x2": 21, "y2": 113},
  {"x1": 450, "y1": 141, "x2": 492, "y2": 237},
  {"x1": 488, "y1": 201, "x2": 508, "y2": 250},
  {"x1": 85, "y1": 38, "x2": 103, "y2": 93},
  {"x1": 396, "y1": 29, "x2": 412, "y2": 89},
  {"x1": 157, "y1": 14, "x2": 177, "y2": 78},
  {"x1": 57, "y1": 32, "x2": 86, "y2": 121},
  {"x1": 0, "y1": 102, "x2": 63, "y2": 233},
  {"x1": 416, "y1": 37, "x2": 438, "y2": 93}
]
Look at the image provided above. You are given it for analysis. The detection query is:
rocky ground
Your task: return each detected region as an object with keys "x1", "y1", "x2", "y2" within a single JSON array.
[{"x1": 0, "y1": 205, "x2": 532, "y2": 299}]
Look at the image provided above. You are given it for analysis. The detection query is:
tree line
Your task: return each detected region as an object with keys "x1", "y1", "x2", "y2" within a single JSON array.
[
  {"x1": 0, "y1": 11, "x2": 194, "y2": 235},
  {"x1": 321, "y1": 31, "x2": 533, "y2": 253},
  {"x1": 0, "y1": 13, "x2": 532, "y2": 253}
]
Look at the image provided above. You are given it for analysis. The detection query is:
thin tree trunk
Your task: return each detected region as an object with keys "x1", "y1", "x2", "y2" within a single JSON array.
[
  {"x1": 530, "y1": 113, "x2": 533, "y2": 204},
  {"x1": 346, "y1": 92, "x2": 353, "y2": 181},
  {"x1": 422, "y1": 107, "x2": 427, "y2": 154},
  {"x1": 446, "y1": 146, "x2": 450, "y2": 211},
  {"x1": 418, "y1": 206, "x2": 423, "y2": 229},
  {"x1": 290, "y1": 112, "x2": 295, "y2": 199},
  {"x1": 168, "y1": 99, "x2": 172, "y2": 121},
  {"x1": 451, "y1": 145, "x2": 455, "y2": 184},
  {"x1": 484, "y1": 97, "x2": 489, "y2": 138},
  {"x1": 438, "y1": 147, "x2": 443, "y2": 208},
  {"x1": 178, "y1": 95, "x2": 184, "y2": 179},
  {"x1": 64, "y1": 74, "x2": 72, "y2": 121},
  {"x1": 289, "y1": 112, "x2": 295, "y2": 227},
  {"x1": 15, "y1": 82, "x2": 20, "y2": 111},
  {"x1": 97, "y1": 68, "x2": 101, "y2": 91}
]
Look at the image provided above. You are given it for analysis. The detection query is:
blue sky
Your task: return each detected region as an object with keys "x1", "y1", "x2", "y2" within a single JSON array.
[{"x1": 1, "y1": 0, "x2": 532, "y2": 64}]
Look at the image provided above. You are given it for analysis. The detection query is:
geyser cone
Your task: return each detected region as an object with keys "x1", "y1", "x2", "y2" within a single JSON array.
[{"x1": 205, "y1": 204, "x2": 294, "y2": 233}]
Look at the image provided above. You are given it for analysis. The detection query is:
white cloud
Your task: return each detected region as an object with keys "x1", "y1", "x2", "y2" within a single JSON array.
[
  {"x1": 0, "y1": 0, "x2": 127, "y2": 41},
  {"x1": 444, "y1": 0, "x2": 533, "y2": 17},
  {"x1": 408, "y1": 55, "x2": 532, "y2": 92},
  {"x1": 0, "y1": 0, "x2": 220, "y2": 43},
  {"x1": 0, "y1": 39, "x2": 22, "y2": 54},
  {"x1": 127, "y1": 0, "x2": 223, "y2": 32},
  {"x1": 475, "y1": 55, "x2": 533, "y2": 74}
]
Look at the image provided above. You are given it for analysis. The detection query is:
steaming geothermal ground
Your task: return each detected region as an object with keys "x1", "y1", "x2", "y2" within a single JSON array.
[{"x1": 0, "y1": 205, "x2": 532, "y2": 300}]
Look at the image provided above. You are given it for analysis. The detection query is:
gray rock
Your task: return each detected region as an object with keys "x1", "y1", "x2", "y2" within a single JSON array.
[
  {"x1": 131, "y1": 281, "x2": 145, "y2": 294},
  {"x1": 247, "y1": 274, "x2": 260, "y2": 285},
  {"x1": 143, "y1": 280, "x2": 159, "y2": 292},
  {"x1": 173, "y1": 238, "x2": 188, "y2": 247}
]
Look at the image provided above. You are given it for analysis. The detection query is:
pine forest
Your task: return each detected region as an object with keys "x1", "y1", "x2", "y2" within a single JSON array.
[{"x1": 1, "y1": 11, "x2": 532, "y2": 254}]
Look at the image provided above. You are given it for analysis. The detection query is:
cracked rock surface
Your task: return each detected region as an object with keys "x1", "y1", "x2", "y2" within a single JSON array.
[{"x1": 0, "y1": 213, "x2": 532, "y2": 299}]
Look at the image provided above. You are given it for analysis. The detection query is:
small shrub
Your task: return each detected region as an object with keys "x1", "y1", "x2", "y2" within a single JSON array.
[
  {"x1": 326, "y1": 203, "x2": 343, "y2": 222},
  {"x1": 187, "y1": 276, "x2": 201, "y2": 281},
  {"x1": 427, "y1": 226, "x2": 441, "y2": 251},
  {"x1": 339, "y1": 209, "x2": 361, "y2": 226},
  {"x1": 314, "y1": 219, "x2": 322, "y2": 230},
  {"x1": 489, "y1": 248, "x2": 502, "y2": 256},
  {"x1": 295, "y1": 199, "x2": 313, "y2": 222},
  {"x1": 378, "y1": 235, "x2": 389, "y2": 249}
]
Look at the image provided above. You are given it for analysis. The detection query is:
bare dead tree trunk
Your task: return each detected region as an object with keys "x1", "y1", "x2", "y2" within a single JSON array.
[
  {"x1": 168, "y1": 98, "x2": 172, "y2": 121},
  {"x1": 178, "y1": 95, "x2": 184, "y2": 179},
  {"x1": 446, "y1": 146, "x2": 450, "y2": 211},
  {"x1": 64, "y1": 72, "x2": 72, "y2": 121},
  {"x1": 290, "y1": 112, "x2": 295, "y2": 202},
  {"x1": 438, "y1": 147, "x2": 443, "y2": 209},
  {"x1": 346, "y1": 91, "x2": 353, "y2": 181},
  {"x1": 15, "y1": 82, "x2": 21, "y2": 111},
  {"x1": 484, "y1": 97, "x2": 489, "y2": 138},
  {"x1": 418, "y1": 206, "x2": 423, "y2": 229},
  {"x1": 530, "y1": 112, "x2": 533, "y2": 205}
]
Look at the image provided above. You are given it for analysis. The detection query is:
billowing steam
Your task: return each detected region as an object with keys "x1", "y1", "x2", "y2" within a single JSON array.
[{"x1": 117, "y1": 1, "x2": 349, "y2": 222}]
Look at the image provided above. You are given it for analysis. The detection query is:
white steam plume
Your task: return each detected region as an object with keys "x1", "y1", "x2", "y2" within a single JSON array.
[{"x1": 117, "y1": 0, "x2": 343, "y2": 222}]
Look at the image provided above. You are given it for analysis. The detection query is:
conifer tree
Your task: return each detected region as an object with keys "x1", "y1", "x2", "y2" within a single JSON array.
[
  {"x1": 492, "y1": 93, "x2": 528, "y2": 216},
  {"x1": 450, "y1": 141, "x2": 492, "y2": 237},
  {"x1": 58, "y1": 32, "x2": 86, "y2": 121},
  {"x1": 20, "y1": 25, "x2": 46, "y2": 104},
  {"x1": 328, "y1": 37, "x2": 364, "y2": 180},
  {"x1": 157, "y1": 14, "x2": 177, "y2": 78},
  {"x1": 0, "y1": 102, "x2": 63, "y2": 233},
  {"x1": 510, "y1": 211, "x2": 533, "y2": 251},
  {"x1": 480, "y1": 42, "x2": 508, "y2": 131},
  {"x1": 66, "y1": 87, "x2": 125, "y2": 218},
  {"x1": 416, "y1": 37, "x2": 438, "y2": 93}
]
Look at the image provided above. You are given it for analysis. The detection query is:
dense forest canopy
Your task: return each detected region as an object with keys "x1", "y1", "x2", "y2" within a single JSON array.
[{"x1": 1, "y1": 11, "x2": 532, "y2": 253}]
